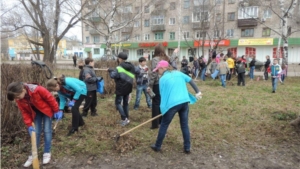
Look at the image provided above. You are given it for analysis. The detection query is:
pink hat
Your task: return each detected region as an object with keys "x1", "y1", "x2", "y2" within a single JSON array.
[{"x1": 153, "y1": 60, "x2": 169, "y2": 72}]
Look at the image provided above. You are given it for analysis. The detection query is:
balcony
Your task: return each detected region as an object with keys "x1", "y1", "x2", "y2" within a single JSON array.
[
  {"x1": 192, "y1": 22, "x2": 210, "y2": 29},
  {"x1": 89, "y1": 29, "x2": 99, "y2": 35},
  {"x1": 151, "y1": 25, "x2": 165, "y2": 32},
  {"x1": 89, "y1": 17, "x2": 100, "y2": 22},
  {"x1": 238, "y1": 18, "x2": 258, "y2": 27}
]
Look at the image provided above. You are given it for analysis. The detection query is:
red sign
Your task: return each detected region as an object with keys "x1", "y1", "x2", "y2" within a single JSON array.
[
  {"x1": 138, "y1": 42, "x2": 168, "y2": 47},
  {"x1": 194, "y1": 40, "x2": 230, "y2": 47}
]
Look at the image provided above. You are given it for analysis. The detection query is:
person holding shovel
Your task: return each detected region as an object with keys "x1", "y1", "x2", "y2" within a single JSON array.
[
  {"x1": 7, "y1": 82, "x2": 61, "y2": 167},
  {"x1": 46, "y1": 75, "x2": 86, "y2": 136},
  {"x1": 149, "y1": 60, "x2": 202, "y2": 154}
]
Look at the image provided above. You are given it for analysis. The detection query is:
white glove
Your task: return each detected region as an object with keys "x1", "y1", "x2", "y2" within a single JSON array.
[{"x1": 195, "y1": 92, "x2": 202, "y2": 100}]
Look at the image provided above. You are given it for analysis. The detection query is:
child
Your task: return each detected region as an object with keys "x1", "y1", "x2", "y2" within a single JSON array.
[
  {"x1": 81, "y1": 58, "x2": 98, "y2": 117},
  {"x1": 46, "y1": 76, "x2": 86, "y2": 135},
  {"x1": 216, "y1": 56, "x2": 229, "y2": 88},
  {"x1": 108, "y1": 52, "x2": 136, "y2": 126},
  {"x1": 134, "y1": 57, "x2": 152, "y2": 110},
  {"x1": 149, "y1": 60, "x2": 202, "y2": 154},
  {"x1": 236, "y1": 57, "x2": 246, "y2": 86},
  {"x1": 270, "y1": 59, "x2": 282, "y2": 93},
  {"x1": 7, "y1": 82, "x2": 61, "y2": 167},
  {"x1": 280, "y1": 63, "x2": 287, "y2": 84}
]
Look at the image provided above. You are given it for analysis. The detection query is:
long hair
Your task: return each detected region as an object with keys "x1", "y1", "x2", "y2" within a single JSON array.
[
  {"x1": 154, "y1": 43, "x2": 170, "y2": 62},
  {"x1": 7, "y1": 82, "x2": 24, "y2": 101},
  {"x1": 46, "y1": 75, "x2": 65, "y2": 91}
]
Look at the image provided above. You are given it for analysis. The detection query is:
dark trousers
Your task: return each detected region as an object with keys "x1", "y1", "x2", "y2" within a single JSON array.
[
  {"x1": 237, "y1": 72, "x2": 245, "y2": 86},
  {"x1": 83, "y1": 90, "x2": 97, "y2": 114},
  {"x1": 226, "y1": 68, "x2": 234, "y2": 81},
  {"x1": 73, "y1": 60, "x2": 77, "y2": 67},
  {"x1": 151, "y1": 84, "x2": 162, "y2": 128},
  {"x1": 72, "y1": 95, "x2": 85, "y2": 129},
  {"x1": 264, "y1": 69, "x2": 269, "y2": 80},
  {"x1": 115, "y1": 94, "x2": 129, "y2": 120}
]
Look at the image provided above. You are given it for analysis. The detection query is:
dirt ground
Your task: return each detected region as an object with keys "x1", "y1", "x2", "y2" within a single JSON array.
[{"x1": 24, "y1": 140, "x2": 300, "y2": 169}]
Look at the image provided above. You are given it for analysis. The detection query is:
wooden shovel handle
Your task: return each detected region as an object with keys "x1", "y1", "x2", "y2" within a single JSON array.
[
  {"x1": 120, "y1": 114, "x2": 162, "y2": 137},
  {"x1": 31, "y1": 122, "x2": 40, "y2": 169}
]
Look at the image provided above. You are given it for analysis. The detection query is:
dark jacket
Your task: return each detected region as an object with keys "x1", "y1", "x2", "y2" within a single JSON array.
[
  {"x1": 180, "y1": 65, "x2": 189, "y2": 75},
  {"x1": 135, "y1": 65, "x2": 148, "y2": 85},
  {"x1": 264, "y1": 59, "x2": 270, "y2": 68},
  {"x1": 236, "y1": 61, "x2": 246, "y2": 73},
  {"x1": 82, "y1": 65, "x2": 97, "y2": 91},
  {"x1": 109, "y1": 62, "x2": 136, "y2": 96},
  {"x1": 181, "y1": 59, "x2": 188, "y2": 67},
  {"x1": 193, "y1": 60, "x2": 200, "y2": 69},
  {"x1": 249, "y1": 59, "x2": 256, "y2": 67}
]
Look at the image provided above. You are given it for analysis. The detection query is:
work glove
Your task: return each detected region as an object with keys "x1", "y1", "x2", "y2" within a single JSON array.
[
  {"x1": 28, "y1": 126, "x2": 35, "y2": 136},
  {"x1": 195, "y1": 92, "x2": 202, "y2": 100},
  {"x1": 68, "y1": 100, "x2": 76, "y2": 107},
  {"x1": 97, "y1": 77, "x2": 103, "y2": 81},
  {"x1": 54, "y1": 110, "x2": 63, "y2": 120}
]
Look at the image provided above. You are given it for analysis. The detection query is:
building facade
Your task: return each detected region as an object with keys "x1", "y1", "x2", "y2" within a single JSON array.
[{"x1": 82, "y1": 0, "x2": 300, "y2": 63}]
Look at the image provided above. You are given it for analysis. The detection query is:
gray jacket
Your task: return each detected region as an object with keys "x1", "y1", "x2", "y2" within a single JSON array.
[
  {"x1": 148, "y1": 56, "x2": 160, "y2": 88},
  {"x1": 82, "y1": 65, "x2": 97, "y2": 91},
  {"x1": 217, "y1": 61, "x2": 229, "y2": 75}
]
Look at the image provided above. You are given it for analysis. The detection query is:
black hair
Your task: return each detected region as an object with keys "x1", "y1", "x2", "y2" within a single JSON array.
[
  {"x1": 139, "y1": 57, "x2": 146, "y2": 62},
  {"x1": 7, "y1": 82, "x2": 24, "y2": 101}
]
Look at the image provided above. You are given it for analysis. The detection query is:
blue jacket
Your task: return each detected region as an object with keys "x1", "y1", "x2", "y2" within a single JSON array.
[
  {"x1": 271, "y1": 64, "x2": 282, "y2": 77},
  {"x1": 58, "y1": 77, "x2": 87, "y2": 110}
]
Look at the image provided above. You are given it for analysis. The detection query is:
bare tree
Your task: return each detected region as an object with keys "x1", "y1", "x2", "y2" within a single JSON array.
[{"x1": 1, "y1": 0, "x2": 98, "y2": 63}]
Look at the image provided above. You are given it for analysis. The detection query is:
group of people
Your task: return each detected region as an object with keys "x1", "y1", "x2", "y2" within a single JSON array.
[
  {"x1": 180, "y1": 50, "x2": 288, "y2": 93},
  {"x1": 7, "y1": 43, "x2": 202, "y2": 167}
]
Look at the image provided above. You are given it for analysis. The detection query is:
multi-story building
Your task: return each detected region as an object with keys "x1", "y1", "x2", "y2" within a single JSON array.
[{"x1": 82, "y1": 0, "x2": 300, "y2": 63}]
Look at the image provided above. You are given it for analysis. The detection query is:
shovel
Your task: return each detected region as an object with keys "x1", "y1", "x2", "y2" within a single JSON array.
[
  {"x1": 31, "y1": 123, "x2": 40, "y2": 169},
  {"x1": 115, "y1": 114, "x2": 162, "y2": 142}
]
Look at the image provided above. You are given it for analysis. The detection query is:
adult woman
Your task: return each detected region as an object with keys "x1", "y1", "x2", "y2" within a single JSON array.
[
  {"x1": 46, "y1": 76, "x2": 86, "y2": 135},
  {"x1": 249, "y1": 55, "x2": 256, "y2": 80}
]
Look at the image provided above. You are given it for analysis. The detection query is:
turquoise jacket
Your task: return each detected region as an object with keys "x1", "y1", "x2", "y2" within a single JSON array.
[{"x1": 58, "y1": 77, "x2": 87, "y2": 110}]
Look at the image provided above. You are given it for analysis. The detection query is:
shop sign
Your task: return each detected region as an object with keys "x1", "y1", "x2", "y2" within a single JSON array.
[
  {"x1": 238, "y1": 38, "x2": 273, "y2": 46},
  {"x1": 138, "y1": 42, "x2": 168, "y2": 47},
  {"x1": 111, "y1": 43, "x2": 132, "y2": 47},
  {"x1": 194, "y1": 40, "x2": 230, "y2": 47}
]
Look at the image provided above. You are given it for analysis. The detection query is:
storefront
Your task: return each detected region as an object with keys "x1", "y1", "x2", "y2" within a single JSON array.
[{"x1": 193, "y1": 40, "x2": 231, "y2": 60}]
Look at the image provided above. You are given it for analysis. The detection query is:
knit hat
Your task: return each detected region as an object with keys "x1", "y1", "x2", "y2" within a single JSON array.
[{"x1": 117, "y1": 52, "x2": 128, "y2": 60}]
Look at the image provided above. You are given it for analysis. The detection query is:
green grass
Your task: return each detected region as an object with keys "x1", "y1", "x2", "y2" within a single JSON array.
[{"x1": 1, "y1": 75, "x2": 300, "y2": 168}]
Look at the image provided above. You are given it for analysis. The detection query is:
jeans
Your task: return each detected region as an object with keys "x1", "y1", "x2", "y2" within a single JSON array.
[
  {"x1": 200, "y1": 67, "x2": 206, "y2": 81},
  {"x1": 272, "y1": 77, "x2": 278, "y2": 91},
  {"x1": 152, "y1": 84, "x2": 162, "y2": 128},
  {"x1": 83, "y1": 90, "x2": 97, "y2": 114},
  {"x1": 220, "y1": 74, "x2": 226, "y2": 88},
  {"x1": 72, "y1": 95, "x2": 85, "y2": 129},
  {"x1": 249, "y1": 66, "x2": 255, "y2": 79},
  {"x1": 34, "y1": 109, "x2": 52, "y2": 153},
  {"x1": 154, "y1": 102, "x2": 190, "y2": 150},
  {"x1": 237, "y1": 72, "x2": 245, "y2": 86},
  {"x1": 281, "y1": 74, "x2": 285, "y2": 82},
  {"x1": 115, "y1": 94, "x2": 129, "y2": 120},
  {"x1": 194, "y1": 69, "x2": 199, "y2": 78},
  {"x1": 134, "y1": 84, "x2": 152, "y2": 109}
]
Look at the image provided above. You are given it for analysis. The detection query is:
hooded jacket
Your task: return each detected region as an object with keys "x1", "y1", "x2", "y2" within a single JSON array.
[
  {"x1": 82, "y1": 65, "x2": 97, "y2": 91},
  {"x1": 109, "y1": 62, "x2": 137, "y2": 96}
]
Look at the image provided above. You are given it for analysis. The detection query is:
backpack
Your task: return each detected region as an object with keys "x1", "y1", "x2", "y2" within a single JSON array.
[{"x1": 96, "y1": 78, "x2": 104, "y2": 94}]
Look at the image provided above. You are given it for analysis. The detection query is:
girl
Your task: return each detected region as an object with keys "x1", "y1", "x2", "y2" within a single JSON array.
[
  {"x1": 280, "y1": 63, "x2": 287, "y2": 84},
  {"x1": 7, "y1": 82, "x2": 61, "y2": 167},
  {"x1": 46, "y1": 76, "x2": 87, "y2": 136}
]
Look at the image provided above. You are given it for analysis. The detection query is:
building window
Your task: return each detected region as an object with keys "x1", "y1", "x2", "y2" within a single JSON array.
[
  {"x1": 214, "y1": 30, "x2": 221, "y2": 38},
  {"x1": 144, "y1": 6, "x2": 149, "y2": 13},
  {"x1": 168, "y1": 48, "x2": 174, "y2": 56},
  {"x1": 195, "y1": 31, "x2": 206, "y2": 39},
  {"x1": 215, "y1": 0, "x2": 222, "y2": 5},
  {"x1": 184, "y1": 0, "x2": 190, "y2": 8},
  {"x1": 135, "y1": 34, "x2": 140, "y2": 41},
  {"x1": 94, "y1": 48, "x2": 100, "y2": 54},
  {"x1": 135, "y1": 7, "x2": 140, "y2": 13},
  {"x1": 228, "y1": 48, "x2": 237, "y2": 58},
  {"x1": 86, "y1": 36, "x2": 90, "y2": 43},
  {"x1": 226, "y1": 29, "x2": 234, "y2": 37},
  {"x1": 183, "y1": 31, "x2": 189, "y2": 39},
  {"x1": 170, "y1": 2, "x2": 176, "y2": 10},
  {"x1": 192, "y1": 12, "x2": 209, "y2": 22},
  {"x1": 144, "y1": 34, "x2": 150, "y2": 40},
  {"x1": 122, "y1": 34, "x2": 130, "y2": 41},
  {"x1": 228, "y1": 0, "x2": 235, "y2": 4},
  {"x1": 144, "y1": 19, "x2": 150, "y2": 27},
  {"x1": 134, "y1": 21, "x2": 140, "y2": 27},
  {"x1": 152, "y1": 16, "x2": 164, "y2": 25},
  {"x1": 262, "y1": 28, "x2": 271, "y2": 37},
  {"x1": 169, "y1": 32, "x2": 175, "y2": 40},
  {"x1": 272, "y1": 47, "x2": 283, "y2": 58},
  {"x1": 228, "y1": 12, "x2": 235, "y2": 21},
  {"x1": 183, "y1": 16, "x2": 189, "y2": 24},
  {"x1": 241, "y1": 28, "x2": 254, "y2": 37},
  {"x1": 169, "y1": 18, "x2": 176, "y2": 25},
  {"x1": 263, "y1": 8, "x2": 272, "y2": 18},
  {"x1": 155, "y1": 32, "x2": 164, "y2": 40},
  {"x1": 245, "y1": 47, "x2": 256, "y2": 56},
  {"x1": 238, "y1": 6, "x2": 259, "y2": 19},
  {"x1": 216, "y1": 14, "x2": 221, "y2": 22},
  {"x1": 137, "y1": 49, "x2": 143, "y2": 57},
  {"x1": 85, "y1": 24, "x2": 89, "y2": 31},
  {"x1": 124, "y1": 5, "x2": 132, "y2": 13},
  {"x1": 93, "y1": 36, "x2": 100, "y2": 43}
]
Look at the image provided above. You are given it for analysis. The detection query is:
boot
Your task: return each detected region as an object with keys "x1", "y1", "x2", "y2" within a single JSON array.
[
  {"x1": 81, "y1": 111, "x2": 88, "y2": 117},
  {"x1": 91, "y1": 109, "x2": 98, "y2": 116},
  {"x1": 290, "y1": 116, "x2": 300, "y2": 127}
]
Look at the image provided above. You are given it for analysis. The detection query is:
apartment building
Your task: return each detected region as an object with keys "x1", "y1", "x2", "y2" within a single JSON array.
[{"x1": 82, "y1": 0, "x2": 300, "y2": 63}]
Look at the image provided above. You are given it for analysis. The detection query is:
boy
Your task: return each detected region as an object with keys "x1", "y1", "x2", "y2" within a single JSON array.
[
  {"x1": 270, "y1": 59, "x2": 282, "y2": 93},
  {"x1": 216, "y1": 56, "x2": 229, "y2": 88},
  {"x1": 236, "y1": 57, "x2": 246, "y2": 86},
  {"x1": 81, "y1": 58, "x2": 98, "y2": 116},
  {"x1": 108, "y1": 52, "x2": 136, "y2": 126},
  {"x1": 134, "y1": 57, "x2": 152, "y2": 110}
]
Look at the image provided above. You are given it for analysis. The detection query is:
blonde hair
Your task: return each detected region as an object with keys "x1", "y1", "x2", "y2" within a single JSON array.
[{"x1": 46, "y1": 75, "x2": 65, "y2": 91}]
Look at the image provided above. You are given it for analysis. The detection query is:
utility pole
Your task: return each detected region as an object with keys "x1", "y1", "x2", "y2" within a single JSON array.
[{"x1": 177, "y1": 0, "x2": 182, "y2": 59}]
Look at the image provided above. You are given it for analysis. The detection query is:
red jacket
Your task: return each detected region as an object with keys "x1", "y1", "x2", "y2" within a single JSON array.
[{"x1": 16, "y1": 84, "x2": 59, "y2": 127}]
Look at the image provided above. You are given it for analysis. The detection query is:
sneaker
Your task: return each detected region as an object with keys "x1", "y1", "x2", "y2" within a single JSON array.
[
  {"x1": 121, "y1": 118, "x2": 130, "y2": 126},
  {"x1": 43, "y1": 153, "x2": 51, "y2": 164},
  {"x1": 150, "y1": 144, "x2": 161, "y2": 152},
  {"x1": 23, "y1": 155, "x2": 33, "y2": 167}
]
